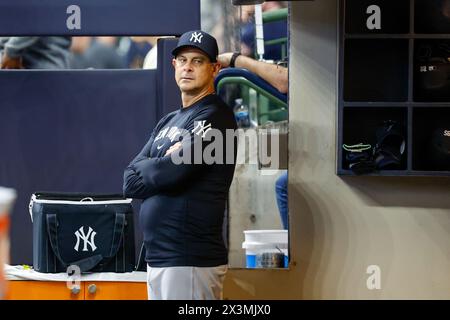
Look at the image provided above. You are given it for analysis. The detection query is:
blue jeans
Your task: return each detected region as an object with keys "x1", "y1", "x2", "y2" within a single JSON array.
[{"x1": 275, "y1": 171, "x2": 288, "y2": 229}]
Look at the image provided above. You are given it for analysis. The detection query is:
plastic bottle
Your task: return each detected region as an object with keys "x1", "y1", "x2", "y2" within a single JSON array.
[{"x1": 233, "y1": 98, "x2": 250, "y2": 128}]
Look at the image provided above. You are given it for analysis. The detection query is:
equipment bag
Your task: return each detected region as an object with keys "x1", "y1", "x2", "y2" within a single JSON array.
[{"x1": 29, "y1": 192, "x2": 135, "y2": 273}]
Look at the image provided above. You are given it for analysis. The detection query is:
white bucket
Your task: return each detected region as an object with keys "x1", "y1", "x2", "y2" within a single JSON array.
[{"x1": 242, "y1": 230, "x2": 288, "y2": 268}]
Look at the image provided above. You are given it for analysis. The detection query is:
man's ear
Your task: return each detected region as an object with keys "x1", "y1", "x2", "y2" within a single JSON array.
[
  {"x1": 212, "y1": 62, "x2": 221, "y2": 76},
  {"x1": 172, "y1": 58, "x2": 177, "y2": 69}
]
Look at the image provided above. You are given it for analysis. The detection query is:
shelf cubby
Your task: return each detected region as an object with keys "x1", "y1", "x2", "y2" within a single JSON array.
[{"x1": 339, "y1": 0, "x2": 450, "y2": 176}]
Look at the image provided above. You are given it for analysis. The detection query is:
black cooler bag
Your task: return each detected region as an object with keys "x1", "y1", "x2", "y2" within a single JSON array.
[{"x1": 29, "y1": 192, "x2": 135, "y2": 273}]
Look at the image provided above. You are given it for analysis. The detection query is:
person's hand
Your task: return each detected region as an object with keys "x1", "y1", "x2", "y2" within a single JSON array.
[
  {"x1": 217, "y1": 53, "x2": 233, "y2": 69},
  {"x1": 165, "y1": 142, "x2": 182, "y2": 156},
  {"x1": 1, "y1": 53, "x2": 24, "y2": 69}
]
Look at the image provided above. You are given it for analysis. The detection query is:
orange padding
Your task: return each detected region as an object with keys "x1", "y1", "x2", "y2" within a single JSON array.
[{"x1": 0, "y1": 214, "x2": 9, "y2": 233}]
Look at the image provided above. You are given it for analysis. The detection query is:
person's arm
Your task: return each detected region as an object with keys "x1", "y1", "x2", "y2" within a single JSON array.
[
  {"x1": 130, "y1": 106, "x2": 228, "y2": 196},
  {"x1": 123, "y1": 134, "x2": 156, "y2": 199},
  {"x1": 1, "y1": 37, "x2": 40, "y2": 69},
  {"x1": 218, "y1": 52, "x2": 288, "y2": 94},
  {"x1": 123, "y1": 113, "x2": 178, "y2": 199},
  {"x1": 1, "y1": 54, "x2": 23, "y2": 69}
]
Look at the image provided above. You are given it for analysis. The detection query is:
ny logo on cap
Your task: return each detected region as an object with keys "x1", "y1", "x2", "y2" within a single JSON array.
[{"x1": 190, "y1": 32, "x2": 204, "y2": 44}]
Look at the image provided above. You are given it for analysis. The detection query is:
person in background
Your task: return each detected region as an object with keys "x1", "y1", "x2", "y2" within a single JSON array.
[
  {"x1": 0, "y1": 37, "x2": 72, "y2": 69},
  {"x1": 218, "y1": 51, "x2": 288, "y2": 94},
  {"x1": 274, "y1": 171, "x2": 288, "y2": 229},
  {"x1": 130, "y1": 36, "x2": 162, "y2": 70},
  {"x1": 69, "y1": 37, "x2": 126, "y2": 69},
  {"x1": 239, "y1": 1, "x2": 288, "y2": 61},
  {"x1": 123, "y1": 30, "x2": 237, "y2": 300},
  {"x1": 117, "y1": 37, "x2": 152, "y2": 69},
  {"x1": 218, "y1": 51, "x2": 289, "y2": 229}
]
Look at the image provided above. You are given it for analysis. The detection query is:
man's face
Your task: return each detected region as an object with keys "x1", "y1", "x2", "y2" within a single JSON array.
[{"x1": 172, "y1": 47, "x2": 220, "y2": 94}]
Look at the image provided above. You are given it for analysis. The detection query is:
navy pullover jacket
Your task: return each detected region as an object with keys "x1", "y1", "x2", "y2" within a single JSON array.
[{"x1": 123, "y1": 94, "x2": 237, "y2": 267}]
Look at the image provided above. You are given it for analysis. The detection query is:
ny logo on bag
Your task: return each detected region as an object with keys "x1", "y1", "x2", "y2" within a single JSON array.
[{"x1": 74, "y1": 226, "x2": 97, "y2": 252}]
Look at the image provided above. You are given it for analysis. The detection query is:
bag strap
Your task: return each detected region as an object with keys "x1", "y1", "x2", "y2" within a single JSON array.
[
  {"x1": 108, "y1": 213, "x2": 126, "y2": 258},
  {"x1": 46, "y1": 212, "x2": 126, "y2": 273},
  {"x1": 135, "y1": 242, "x2": 146, "y2": 271}
]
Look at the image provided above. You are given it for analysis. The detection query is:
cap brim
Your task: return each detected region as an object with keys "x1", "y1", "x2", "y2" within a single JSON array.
[{"x1": 171, "y1": 45, "x2": 216, "y2": 62}]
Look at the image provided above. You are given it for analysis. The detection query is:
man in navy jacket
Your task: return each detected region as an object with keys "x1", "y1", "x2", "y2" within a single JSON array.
[{"x1": 123, "y1": 30, "x2": 237, "y2": 300}]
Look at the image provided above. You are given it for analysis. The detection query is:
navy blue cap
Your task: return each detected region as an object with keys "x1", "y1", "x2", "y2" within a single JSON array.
[{"x1": 172, "y1": 30, "x2": 219, "y2": 62}]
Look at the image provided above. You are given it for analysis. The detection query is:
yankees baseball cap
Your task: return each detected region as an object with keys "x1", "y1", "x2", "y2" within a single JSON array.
[{"x1": 172, "y1": 30, "x2": 219, "y2": 62}]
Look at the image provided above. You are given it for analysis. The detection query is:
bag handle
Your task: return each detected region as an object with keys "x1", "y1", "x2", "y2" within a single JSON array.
[
  {"x1": 46, "y1": 212, "x2": 126, "y2": 273},
  {"x1": 35, "y1": 192, "x2": 126, "y2": 201}
]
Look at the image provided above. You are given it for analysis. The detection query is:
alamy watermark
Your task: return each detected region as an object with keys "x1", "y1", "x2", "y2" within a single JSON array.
[
  {"x1": 366, "y1": 265, "x2": 381, "y2": 290},
  {"x1": 66, "y1": 265, "x2": 81, "y2": 293},
  {"x1": 66, "y1": 5, "x2": 81, "y2": 30},
  {"x1": 167, "y1": 127, "x2": 284, "y2": 175}
]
